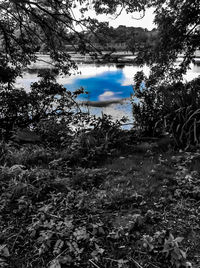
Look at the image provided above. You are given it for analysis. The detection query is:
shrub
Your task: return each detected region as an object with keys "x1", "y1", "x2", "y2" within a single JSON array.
[
  {"x1": 62, "y1": 114, "x2": 127, "y2": 167},
  {"x1": 132, "y1": 71, "x2": 164, "y2": 137},
  {"x1": 0, "y1": 71, "x2": 83, "y2": 140},
  {"x1": 132, "y1": 73, "x2": 200, "y2": 148}
]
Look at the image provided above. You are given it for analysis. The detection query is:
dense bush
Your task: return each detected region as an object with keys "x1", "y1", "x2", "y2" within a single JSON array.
[
  {"x1": 55, "y1": 114, "x2": 128, "y2": 167},
  {"x1": 164, "y1": 78, "x2": 200, "y2": 148},
  {"x1": 132, "y1": 72, "x2": 162, "y2": 136},
  {"x1": 132, "y1": 73, "x2": 200, "y2": 148},
  {"x1": 0, "y1": 71, "x2": 83, "y2": 140}
]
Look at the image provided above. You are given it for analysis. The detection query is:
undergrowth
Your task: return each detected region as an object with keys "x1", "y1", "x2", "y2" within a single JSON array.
[{"x1": 0, "y1": 136, "x2": 200, "y2": 267}]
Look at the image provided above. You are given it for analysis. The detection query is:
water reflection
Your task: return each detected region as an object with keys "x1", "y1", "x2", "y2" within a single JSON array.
[
  {"x1": 65, "y1": 69, "x2": 133, "y2": 101},
  {"x1": 61, "y1": 64, "x2": 147, "y2": 124}
]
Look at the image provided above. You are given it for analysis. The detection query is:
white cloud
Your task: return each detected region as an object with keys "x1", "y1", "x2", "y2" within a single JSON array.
[{"x1": 99, "y1": 91, "x2": 117, "y2": 101}]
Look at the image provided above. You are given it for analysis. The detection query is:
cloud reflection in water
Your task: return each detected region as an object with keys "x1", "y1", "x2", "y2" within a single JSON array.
[{"x1": 64, "y1": 70, "x2": 133, "y2": 102}]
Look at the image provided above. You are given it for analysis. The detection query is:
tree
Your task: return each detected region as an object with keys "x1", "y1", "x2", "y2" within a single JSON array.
[
  {"x1": 0, "y1": 0, "x2": 94, "y2": 76},
  {"x1": 1, "y1": 0, "x2": 200, "y2": 144},
  {"x1": 0, "y1": 0, "x2": 199, "y2": 78},
  {"x1": 90, "y1": 0, "x2": 200, "y2": 82},
  {"x1": 131, "y1": 0, "x2": 200, "y2": 83},
  {"x1": 129, "y1": 0, "x2": 200, "y2": 146},
  {"x1": 0, "y1": 0, "x2": 105, "y2": 137}
]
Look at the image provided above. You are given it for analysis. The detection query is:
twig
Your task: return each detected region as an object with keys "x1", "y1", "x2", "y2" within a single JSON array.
[
  {"x1": 104, "y1": 257, "x2": 120, "y2": 262},
  {"x1": 134, "y1": 250, "x2": 147, "y2": 255},
  {"x1": 109, "y1": 6, "x2": 124, "y2": 20},
  {"x1": 195, "y1": 199, "x2": 200, "y2": 205},
  {"x1": 48, "y1": 213, "x2": 63, "y2": 219},
  {"x1": 129, "y1": 257, "x2": 143, "y2": 268},
  {"x1": 89, "y1": 259, "x2": 101, "y2": 268},
  {"x1": 47, "y1": 248, "x2": 68, "y2": 266},
  {"x1": 148, "y1": 262, "x2": 160, "y2": 268},
  {"x1": 11, "y1": 229, "x2": 23, "y2": 251}
]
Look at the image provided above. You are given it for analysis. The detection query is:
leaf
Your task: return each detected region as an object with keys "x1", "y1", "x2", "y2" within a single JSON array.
[
  {"x1": 59, "y1": 255, "x2": 72, "y2": 264},
  {"x1": 95, "y1": 244, "x2": 104, "y2": 255},
  {"x1": 179, "y1": 249, "x2": 186, "y2": 259},
  {"x1": 0, "y1": 245, "x2": 10, "y2": 257},
  {"x1": 118, "y1": 259, "x2": 129, "y2": 268},
  {"x1": 53, "y1": 240, "x2": 64, "y2": 255},
  {"x1": 49, "y1": 259, "x2": 61, "y2": 268},
  {"x1": 0, "y1": 257, "x2": 8, "y2": 267},
  {"x1": 174, "y1": 237, "x2": 184, "y2": 243},
  {"x1": 186, "y1": 261, "x2": 192, "y2": 268},
  {"x1": 91, "y1": 250, "x2": 98, "y2": 257}
]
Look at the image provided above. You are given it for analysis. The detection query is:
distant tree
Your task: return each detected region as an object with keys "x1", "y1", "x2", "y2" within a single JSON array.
[
  {"x1": 127, "y1": 28, "x2": 150, "y2": 54},
  {"x1": 0, "y1": 0, "x2": 101, "y2": 136}
]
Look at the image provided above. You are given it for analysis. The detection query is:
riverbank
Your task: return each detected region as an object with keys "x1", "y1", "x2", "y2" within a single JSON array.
[
  {"x1": 28, "y1": 52, "x2": 200, "y2": 70},
  {"x1": 27, "y1": 52, "x2": 136, "y2": 70}
]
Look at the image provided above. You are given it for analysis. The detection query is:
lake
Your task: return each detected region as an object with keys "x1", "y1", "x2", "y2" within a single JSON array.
[{"x1": 16, "y1": 62, "x2": 200, "y2": 126}]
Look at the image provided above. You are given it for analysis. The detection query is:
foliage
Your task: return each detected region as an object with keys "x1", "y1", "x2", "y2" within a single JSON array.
[
  {"x1": 0, "y1": 71, "x2": 85, "y2": 138},
  {"x1": 86, "y1": 24, "x2": 158, "y2": 53},
  {"x1": 0, "y1": 0, "x2": 108, "y2": 75},
  {"x1": 150, "y1": 0, "x2": 200, "y2": 80},
  {"x1": 163, "y1": 78, "x2": 200, "y2": 148},
  {"x1": 132, "y1": 71, "x2": 162, "y2": 136},
  {"x1": 50, "y1": 114, "x2": 127, "y2": 167},
  {"x1": 1, "y1": 1, "x2": 200, "y2": 266},
  {"x1": 132, "y1": 74, "x2": 200, "y2": 148},
  {"x1": 1, "y1": 142, "x2": 200, "y2": 267},
  {"x1": 129, "y1": 0, "x2": 200, "y2": 150},
  {"x1": 141, "y1": 232, "x2": 189, "y2": 268},
  {"x1": 1, "y1": 0, "x2": 198, "y2": 79},
  {"x1": 1, "y1": 0, "x2": 199, "y2": 152}
]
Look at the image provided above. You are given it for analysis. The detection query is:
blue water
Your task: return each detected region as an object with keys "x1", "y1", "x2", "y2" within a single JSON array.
[
  {"x1": 16, "y1": 61, "x2": 200, "y2": 127},
  {"x1": 64, "y1": 69, "x2": 133, "y2": 102}
]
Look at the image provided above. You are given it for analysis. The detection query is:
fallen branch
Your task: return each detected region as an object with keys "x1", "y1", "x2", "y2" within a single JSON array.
[
  {"x1": 129, "y1": 257, "x2": 143, "y2": 268},
  {"x1": 89, "y1": 259, "x2": 101, "y2": 268}
]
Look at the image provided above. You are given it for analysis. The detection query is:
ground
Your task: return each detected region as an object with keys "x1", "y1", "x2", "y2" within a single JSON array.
[{"x1": 0, "y1": 142, "x2": 200, "y2": 268}]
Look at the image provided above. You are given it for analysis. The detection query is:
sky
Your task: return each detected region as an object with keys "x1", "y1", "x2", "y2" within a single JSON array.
[{"x1": 73, "y1": 7, "x2": 156, "y2": 31}]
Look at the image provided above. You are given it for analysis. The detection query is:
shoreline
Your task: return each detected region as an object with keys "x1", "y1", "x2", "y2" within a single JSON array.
[
  {"x1": 26, "y1": 52, "x2": 200, "y2": 70},
  {"x1": 80, "y1": 98, "x2": 130, "y2": 108},
  {"x1": 27, "y1": 52, "x2": 137, "y2": 70}
]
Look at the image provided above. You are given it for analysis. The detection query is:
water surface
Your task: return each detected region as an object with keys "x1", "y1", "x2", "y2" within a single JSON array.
[{"x1": 16, "y1": 62, "x2": 200, "y2": 125}]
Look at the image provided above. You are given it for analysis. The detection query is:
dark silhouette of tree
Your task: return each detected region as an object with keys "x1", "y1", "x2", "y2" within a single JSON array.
[
  {"x1": 91, "y1": 0, "x2": 200, "y2": 81},
  {"x1": 0, "y1": 0, "x2": 198, "y2": 80}
]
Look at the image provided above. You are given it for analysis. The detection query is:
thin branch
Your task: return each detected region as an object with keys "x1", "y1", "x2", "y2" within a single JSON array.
[
  {"x1": 129, "y1": 257, "x2": 144, "y2": 268},
  {"x1": 89, "y1": 259, "x2": 101, "y2": 268},
  {"x1": 186, "y1": 21, "x2": 200, "y2": 37},
  {"x1": 109, "y1": 5, "x2": 124, "y2": 20}
]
